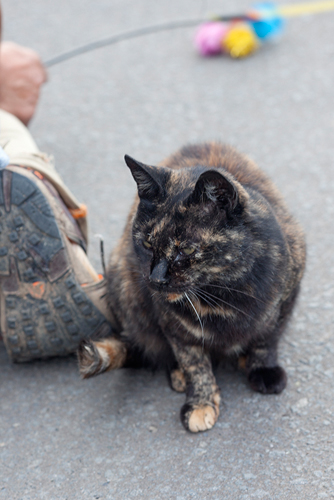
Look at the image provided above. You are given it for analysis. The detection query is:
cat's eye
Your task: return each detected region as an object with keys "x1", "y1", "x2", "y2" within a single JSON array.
[
  {"x1": 143, "y1": 240, "x2": 152, "y2": 250},
  {"x1": 182, "y1": 247, "x2": 195, "y2": 256}
]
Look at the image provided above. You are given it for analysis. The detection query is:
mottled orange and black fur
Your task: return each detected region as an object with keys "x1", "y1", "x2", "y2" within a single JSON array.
[{"x1": 78, "y1": 142, "x2": 306, "y2": 432}]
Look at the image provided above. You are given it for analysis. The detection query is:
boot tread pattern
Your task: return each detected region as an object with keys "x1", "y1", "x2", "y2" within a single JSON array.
[{"x1": 0, "y1": 170, "x2": 110, "y2": 362}]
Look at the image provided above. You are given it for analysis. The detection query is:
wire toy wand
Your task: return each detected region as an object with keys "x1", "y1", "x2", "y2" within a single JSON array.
[{"x1": 43, "y1": 1, "x2": 334, "y2": 67}]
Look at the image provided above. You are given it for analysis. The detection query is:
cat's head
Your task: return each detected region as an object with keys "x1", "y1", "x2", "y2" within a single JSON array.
[{"x1": 124, "y1": 154, "x2": 252, "y2": 301}]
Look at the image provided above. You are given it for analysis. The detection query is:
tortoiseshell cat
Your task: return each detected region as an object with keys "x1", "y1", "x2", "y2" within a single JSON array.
[{"x1": 78, "y1": 142, "x2": 306, "y2": 432}]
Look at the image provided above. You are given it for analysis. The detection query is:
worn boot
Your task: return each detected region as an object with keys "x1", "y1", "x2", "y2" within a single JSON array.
[{"x1": 0, "y1": 110, "x2": 113, "y2": 362}]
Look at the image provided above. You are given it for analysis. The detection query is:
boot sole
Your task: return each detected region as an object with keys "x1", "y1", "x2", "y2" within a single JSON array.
[{"x1": 0, "y1": 169, "x2": 110, "y2": 362}]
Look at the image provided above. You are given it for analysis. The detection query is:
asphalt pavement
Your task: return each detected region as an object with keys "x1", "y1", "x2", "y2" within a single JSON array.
[{"x1": 1, "y1": 1, "x2": 334, "y2": 498}]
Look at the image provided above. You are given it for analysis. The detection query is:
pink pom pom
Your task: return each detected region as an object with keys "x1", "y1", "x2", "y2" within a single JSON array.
[{"x1": 194, "y1": 22, "x2": 230, "y2": 56}]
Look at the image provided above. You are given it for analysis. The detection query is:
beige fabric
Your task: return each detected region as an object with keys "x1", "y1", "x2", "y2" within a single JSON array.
[{"x1": 0, "y1": 109, "x2": 88, "y2": 243}]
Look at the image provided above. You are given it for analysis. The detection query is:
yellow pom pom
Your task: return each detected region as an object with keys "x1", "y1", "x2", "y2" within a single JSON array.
[{"x1": 222, "y1": 22, "x2": 259, "y2": 59}]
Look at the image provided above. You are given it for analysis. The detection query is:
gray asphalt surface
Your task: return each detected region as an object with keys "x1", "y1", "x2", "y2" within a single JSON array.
[{"x1": 1, "y1": 1, "x2": 334, "y2": 499}]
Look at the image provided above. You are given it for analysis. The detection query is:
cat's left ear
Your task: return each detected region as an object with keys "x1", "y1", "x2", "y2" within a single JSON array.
[{"x1": 190, "y1": 170, "x2": 239, "y2": 213}]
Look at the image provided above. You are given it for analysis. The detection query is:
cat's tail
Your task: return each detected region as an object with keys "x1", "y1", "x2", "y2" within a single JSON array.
[{"x1": 77, "y1": 338, "x2": 127, "y2": 378}]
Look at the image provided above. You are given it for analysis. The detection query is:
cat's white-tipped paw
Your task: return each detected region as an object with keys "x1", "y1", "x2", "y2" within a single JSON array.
[
  {"x1": 78, "y1": 338, "x2": 127, "y2": 379},
  {"x1": 188, "y1": 405, "x2": 217, "y2": 432},
  {"x1": 181, "y1": 392, "x2": 220, "y2": 432}
]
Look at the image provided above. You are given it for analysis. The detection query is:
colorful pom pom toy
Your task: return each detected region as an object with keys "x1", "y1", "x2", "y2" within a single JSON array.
[
  {"x1": 222, "y1": 22, "x2": 260, "y2": 59},
  {"x1": 194, "y1": 0, "x2": 334, "y2": 59}
]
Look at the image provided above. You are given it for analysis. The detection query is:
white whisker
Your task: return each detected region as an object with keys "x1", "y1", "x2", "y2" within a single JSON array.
[
  {"x1": 201, "y1": 282, "x2": 266, "y2": 305},
  {"x1": 185, "y1": 291, "x2": 205, "y2": 350},
  {"x1": 194, "y1": 286, "x2": 254, "y2": 320}
]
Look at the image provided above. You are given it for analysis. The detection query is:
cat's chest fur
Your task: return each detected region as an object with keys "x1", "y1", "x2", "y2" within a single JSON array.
[{"x1": 144, "y1": 272, "x2": 284, "y2": 354}]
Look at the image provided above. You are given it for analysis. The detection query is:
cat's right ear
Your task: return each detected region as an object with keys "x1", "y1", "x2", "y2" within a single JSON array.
[
  {"x1": 124, "y1": 155, "x2": 165, "y2": 201},
  {"x1": 189, "y1": 169, "x2": 239, "y2": 214}
]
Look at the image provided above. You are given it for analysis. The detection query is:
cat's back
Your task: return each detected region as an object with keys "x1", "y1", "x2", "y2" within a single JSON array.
[{"x1": 160, "y1": 142, "x2": 285, "y2": 207}]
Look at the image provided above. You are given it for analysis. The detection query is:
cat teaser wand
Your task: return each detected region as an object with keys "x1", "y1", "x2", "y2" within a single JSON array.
[
  {"x1": 44, "y1": 0, "x2": 334, "y2": 68},
  {"x1": 194, "y1": 1, "x2": 334, "y2": 58}
]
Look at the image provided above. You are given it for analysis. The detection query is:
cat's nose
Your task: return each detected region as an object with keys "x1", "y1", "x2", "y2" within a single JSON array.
[{"x1": 149, "y1": 259, "x2": 169, "y2": 286}]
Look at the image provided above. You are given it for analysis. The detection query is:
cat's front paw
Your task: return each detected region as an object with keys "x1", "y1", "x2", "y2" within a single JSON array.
[
  {"x1": 248, "y1": 366, "x2": 287, "y2": 394},
  {"x1": 181, "y1": 392, "x2": 220, "y2": 432}
]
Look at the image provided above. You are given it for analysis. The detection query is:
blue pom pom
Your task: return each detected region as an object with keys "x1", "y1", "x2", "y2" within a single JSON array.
[{"x1": 248, "y1": 2, "x2": 284, "y2": 40}]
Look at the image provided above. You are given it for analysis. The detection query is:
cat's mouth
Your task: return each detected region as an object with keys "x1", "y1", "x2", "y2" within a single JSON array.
[
  {"x1": 146, "y1": 281, "x2": 189, "y2": 300},
  {"x1": 166, "y1": 292, "x2": 185, "y2": 303}
]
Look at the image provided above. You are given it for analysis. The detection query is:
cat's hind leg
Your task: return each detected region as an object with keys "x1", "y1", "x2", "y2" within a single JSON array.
[
  {"x1": 240, "y1": 342, "x2": 287, "y2": 394},
  {"x1": 245, "y1": 322, "x2": 289, "y2": 394},
  {"x1": 245, "y1": 288, "x2": 300, "y2": 394},
  {"x1": 244, "y1": 321, "x2": 287, "y2": 394},
  {"x1": 244, "y1": 331, "x2": 287, "y2": 395},
  {"x1": 248, "y1": 365, "x2": 287, "y2": 394},
  {"x1": 78, "y1": 337, "x2": 127, "y2": 378}
]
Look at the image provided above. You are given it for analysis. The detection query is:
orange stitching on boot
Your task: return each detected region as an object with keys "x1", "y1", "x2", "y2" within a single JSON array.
[
  {"x1": 33, "y1": 171, "x2": 44, "y2": 180},
  {"x1": 69, "y1": 204, "x2": 88, "y2": 219},
  {"x1": 81, "y1": 274, "x2": 104, "y2": 287},
  {"x1": 28, "y1": 282, "x2": 46, "y2": 299}
]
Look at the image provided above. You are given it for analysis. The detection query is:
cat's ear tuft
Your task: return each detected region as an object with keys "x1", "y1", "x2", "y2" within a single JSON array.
[
  {"x1": 191, "y1": 170, "x2": 238, "y2": 213},
  {"x1": 124, "y1": 155, "x2": 163, "y2": 201}
]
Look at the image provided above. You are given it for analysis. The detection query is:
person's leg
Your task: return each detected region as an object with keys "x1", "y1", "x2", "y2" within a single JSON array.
[
  {"x1": 0, "y1": 109, "x2": 113, "y2": 362},
  {"x1": 0, "y1": 109, "x2": 89, "y2": 242}
]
